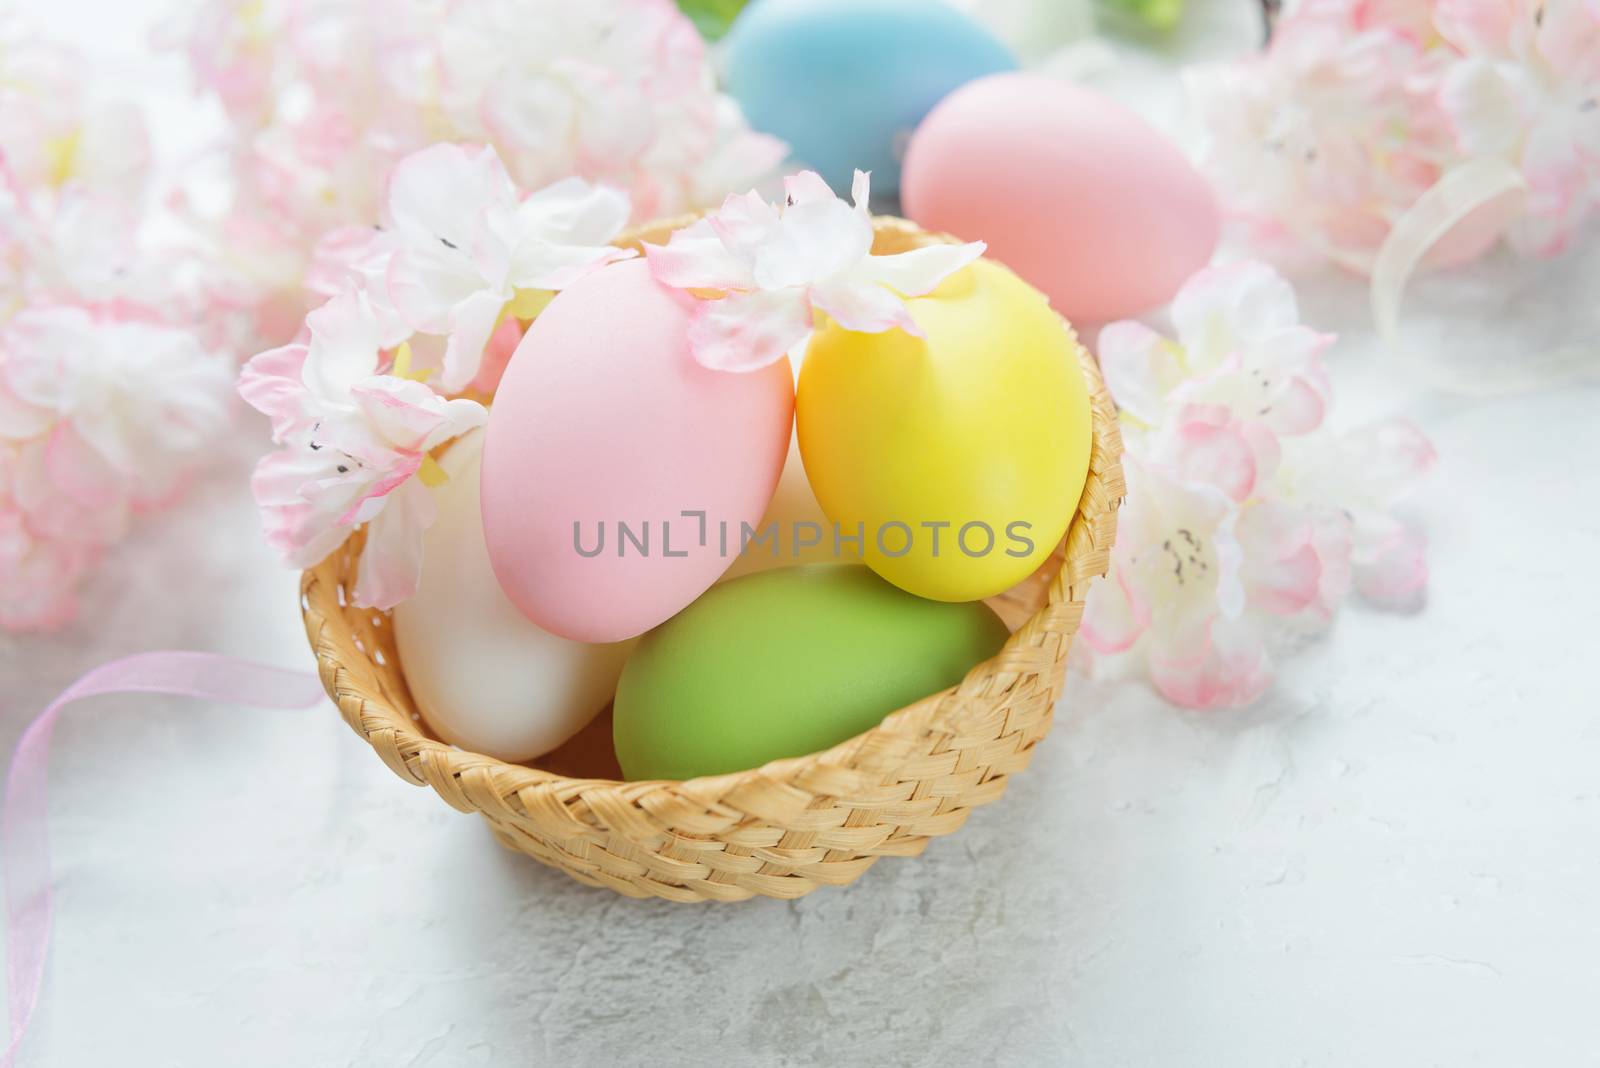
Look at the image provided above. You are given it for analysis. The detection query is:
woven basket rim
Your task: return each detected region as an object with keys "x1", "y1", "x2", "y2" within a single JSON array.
[{"x1": 299, "y1": 214, "x2": 1125, "y2": 899}]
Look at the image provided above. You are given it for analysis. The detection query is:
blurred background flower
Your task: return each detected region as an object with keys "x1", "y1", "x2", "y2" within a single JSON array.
[
  {"x1": 0, "y1": 15, "x2": 233, "y2": 631},
  {"x1": 166, "y1": 0, "x2": 785, "y2": 353},
  {"x1": 1080, "y1": 261, "x2": 1436, "y2": 709}
]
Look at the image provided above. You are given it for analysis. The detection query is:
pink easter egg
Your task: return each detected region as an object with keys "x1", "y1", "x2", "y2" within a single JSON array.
[
  {"x1": 481, "y1": 259, "x2": 793, "y2": 643},
  {"x1": 902, "y1": 73, "x2": 1220, "y2": 324}
]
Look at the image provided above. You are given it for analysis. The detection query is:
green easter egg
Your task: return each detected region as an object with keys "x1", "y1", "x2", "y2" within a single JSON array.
[{"x1": 613, "y1": 564, "x2": 1010, "y2": 781}]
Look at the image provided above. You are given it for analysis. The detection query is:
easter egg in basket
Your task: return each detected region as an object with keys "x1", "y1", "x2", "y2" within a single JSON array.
[
  {"x1": 480, "y1": 259, "x2": 793, "y2": 643},
  {"x1": 393, "y1": 430, "x2": 633, "y2": 763},
  {"x1": 718, "y1": 431, "x2": 842, "y2": 581},
  {"x1": 613, "y1": 564, "x2": 1010, "y2": 781},
  {"x1": 797, "y1": 258, "x2": 1092, "y2": 602}
]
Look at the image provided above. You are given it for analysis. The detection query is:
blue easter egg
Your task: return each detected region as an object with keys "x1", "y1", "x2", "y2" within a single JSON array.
[{"x1": 725, "y1": 0, "x2": 1017, "y2": 196}]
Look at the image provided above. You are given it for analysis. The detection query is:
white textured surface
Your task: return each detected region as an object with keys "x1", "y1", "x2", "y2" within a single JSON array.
[{"x1": 4, "y1": 2, "x2": 1599, "y2": 1065}]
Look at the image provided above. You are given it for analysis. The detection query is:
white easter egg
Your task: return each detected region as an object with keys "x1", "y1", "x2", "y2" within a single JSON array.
[
  {"x1": 393, "y1": 429, "x2": 633, "y2": 762},
  {"x1": 719, "y1": 432, "x2": 847, "y2": 581}
]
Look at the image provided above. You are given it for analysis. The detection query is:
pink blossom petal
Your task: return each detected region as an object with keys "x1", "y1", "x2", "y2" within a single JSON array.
[
  {"x1": 1305, "y1": 511, "x2": 1355, "y2": 622},
  {"x1": 237, "y1": 343, "x2": 312, "y2": 440},
  {"x1": 1171, "y1": 261, "x2": 1301, "y2": 362},
  {"x1": 645, "y1": 218, "x2": 758, "y2": 291},
  {"x1": 1239, "y1": 500, "x2": 1322, "y2": 615},
  {"x1": 1534, "y1": 0, "x2": 1600, "y2": 79},
  {"x1": 306, "y1": 225, "x2": 392, "y2": 298},
  {"x1": 350, "y1": 377, "x2": 488, "y2": 452},
  {"x1": 43, "y1": 423, "x2": 123, "y2": 505},
  {"x1": 1239, "y1": 419, "x2": 1283, "y2": 487},
  {"x1": 1520, "y1": 117, "x2": 1588, "y2": 248},
  {"x1": 11, "y1": 439, "x2": 128, "y2": 546},
  {"x1": 353, "y1": 478, "x2": 436, "y2": 609},
  {"x1": 1080, "y1": 567, "x2": 1151, "y2": 654},
  {"x1": 1148, "y1": 615, "x2": 1272, "y2": 710},
  {"x1": 1264, "y1": 376, "x2": 1328, "y2": 436},
  {"x1": 1339, "y1": 418, "x2": 1436, "y2": 505},
  {"x1": 1433, "y1": 0, "x2": 1517, "y2": 53},
  {"x1": 471, "y1": 316, "x2": 524, "y2": 394},
  {"x1": 704, "y1": 190, "x2": 782, "y2": 256},
  {"x1": 1354, "y1": 526, "x2": 1428, "y2": 611},
  {"x1": 1156, "y1": 416, "x2": 1259, "y2": 503},
  {"x1": 1096, "y1": 321, "x2": 1185, "y2": 426},
  {"x1": 687, "y1": 289, "x2": 812, "y2": 372},
  {"x1": 808, "y1": 278, "x2": 921, "y2": 337},
  {"x1": 0, "y1": 517, "x2": 97, "y2": 632},
  {"x1": 250, "y1": 448, "x2": 367, "y2": 565}
]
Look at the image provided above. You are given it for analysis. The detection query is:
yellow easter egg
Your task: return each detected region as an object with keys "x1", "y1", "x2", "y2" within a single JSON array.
[{"x1": 796, "y1": 258, "x2": 1092, "y2": 602}]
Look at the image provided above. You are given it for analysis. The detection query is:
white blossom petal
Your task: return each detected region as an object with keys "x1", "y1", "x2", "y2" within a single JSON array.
[
  {"x1": 751, "y1": 198, "x2": 872, "y2": 289},
  {"x1": 1441, "y1": 58, "x2": 1531, "y2": 158},
  {"x1": 808, "y1": 277, "x2": 922, "y2": 336},
  {"x1": 439, "y1": 289, "x2": 515, "y2": 393},
  {"x1": 1096, "y1": 321, "x2": 1186, "y2": 427},
  {"x1": 385, "y1": 143, "x2": 514, "y2": 253},
  {"x1": 649, "y1": 170, "x2": 983, "y2": 370},
  {"x1": 688, "y1": 289, "x2": 813, "y2": 372},
  {"x1": 645, "y1": 218, "x2": 760, "y2": 291},
  {"x1": 354, "y1": 477, "x2": 438, "y2": 609},
  {"x1": 514, "y1": 176, "x2": 632, "y2": 245},
  {"x1": 302, "y1": 289, "x2": 386, "y2": 400},
  {"x1": 848, "y1": 241, "x2": 986, "y2": 298},
  {"x1": 1171, "y1": 261, "x2": 1301, "y2": 365}
]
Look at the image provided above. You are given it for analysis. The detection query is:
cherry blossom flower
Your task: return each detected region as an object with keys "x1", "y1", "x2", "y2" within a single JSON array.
[
  {"x1": 1185, "y1": 0, "x2": 1458, "y2": 269},
  {"x1": 1098, "y1": 261, "x2": 1333, "y2": 439},
  {"x1": 236, "y1": 142, "x2": 637, "y2": 604},
  {"x1": 1276, "y1": 418, "x2": 1437, "y2": 612},
  {"x1": 0, "y1": 307, "x2": 234, "y2": 504},
  {"x1": 0, "y1": 15, "x2": 242, "y2": 632},
  {"x1": 381, "y1": 144, "x2": 634, "y2": 391},
  {"x1": 306, "y1": 225, "x2": 409, "y2": 345},
  {"x1": 0, "y1": 308, "x2": 233, "y2": 631},
  {"x1": 0, "y1": 23, "x2": 151, "y2": 207},
  {"x1": 1080, "y1": 453, "x2": 1274, "y2": 710},
  {"x1": 169, "y1": 0, "x2": 784, "y2": 352},
  {"x1": 645, "y1": 170, "x2": 986, "y2": 371},
  {"x1": 1081, "y1": 261, "x2": 1435, "y2": 710},
  {"x1": 1186, "y1": 0, "x2": 1600, "y2": 267},
  {"x1": 434, "y1": 0, "x2": 783, "y2": 218},
  {"x1": 1436, "y1": 0, "x2": 1600, "y2": 254},
  {"x1": 238, "y1": 290, "x2": 487, "y2": 608}
]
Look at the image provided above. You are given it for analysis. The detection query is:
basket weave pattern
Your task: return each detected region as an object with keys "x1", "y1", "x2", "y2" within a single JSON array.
[{"x1": 300, "y1": 218, "x2": 1126, "y2": 903}]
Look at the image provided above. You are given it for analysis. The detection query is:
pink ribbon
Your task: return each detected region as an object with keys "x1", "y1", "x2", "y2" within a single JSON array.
[{"x1": 3, "y1": 652, "x2": 325, "y2": 1067}]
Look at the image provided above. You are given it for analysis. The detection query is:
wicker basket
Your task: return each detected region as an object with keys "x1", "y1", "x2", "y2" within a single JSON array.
[{"x1": 300, "y1": 217, "x2": 1126, "y2": 903}]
